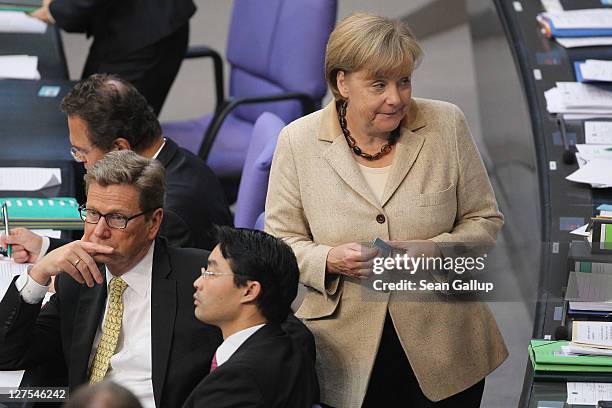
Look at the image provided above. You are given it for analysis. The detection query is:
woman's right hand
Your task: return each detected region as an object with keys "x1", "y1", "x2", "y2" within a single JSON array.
[{"x1": 326, "y1": 242, "x2": 380, "y2": 279}]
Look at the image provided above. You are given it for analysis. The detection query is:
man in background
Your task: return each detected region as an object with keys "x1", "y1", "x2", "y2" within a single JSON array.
[
  {"x1": 1, "y1": 74, "x2": 232, "y2": 257},
  {"x1": 30, "y1": 0, "x2": 194, "y2": 115}
]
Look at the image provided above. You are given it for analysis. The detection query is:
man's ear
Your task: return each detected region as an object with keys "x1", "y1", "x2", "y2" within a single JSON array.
[
  {"x1": 241, "y1": 281, "x2": 262, "y2": 304},
  {"x1": 147, "y1": 208, "x2": 164, "y2": 240},
  {"x1": 112, "y1": 138, "x2": 132, "y2": 151}
]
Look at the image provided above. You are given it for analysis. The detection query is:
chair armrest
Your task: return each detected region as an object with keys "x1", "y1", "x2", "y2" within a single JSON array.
[
  {"x1": 184, "y1": 45, "x2": 225, "y2": 113},
  {"x1": 198, "y1": 92, "x2": 317, "y2": 160}
]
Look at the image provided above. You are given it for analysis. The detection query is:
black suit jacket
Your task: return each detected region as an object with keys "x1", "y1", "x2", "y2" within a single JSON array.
[
  {"x1": 182, "y1": 323, "x2": 320, "y2": 408},
  {"x1": 157, "y1": 138, "x2": 233, "y2": 250},
  {"x1": 49, "y1": 0, "x2": 196, "y2": 59},
  {"x1": 59, "y1": 138, "x2": 232, "y2": 251},
  {"x1": 0, "y1": 238, "x2": 222, "y2": 408}
]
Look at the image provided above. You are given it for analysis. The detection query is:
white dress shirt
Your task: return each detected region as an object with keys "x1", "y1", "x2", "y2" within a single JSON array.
[
  {"x1": 17, "y1": 243, "x2": 156, "y2": 408},
  {"x1": 215, "y1": 324, "x2": 266, "y2": 366}
]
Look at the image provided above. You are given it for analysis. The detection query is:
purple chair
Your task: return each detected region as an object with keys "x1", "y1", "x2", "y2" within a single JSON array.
[
  {"x1": 234, "y1": 112, "x2": 285, "y2": 229},
  {"x1": 254, "y1": 211, "x2": 266, "y2": 231},
  {"x1": 162, "y1": 0, "x2": 337, "y2": 200}
]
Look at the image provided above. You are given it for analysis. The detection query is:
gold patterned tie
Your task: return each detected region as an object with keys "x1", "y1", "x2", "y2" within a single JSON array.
[{"x1": 89, "y1": 277, "x2": 128, "y2": 384}]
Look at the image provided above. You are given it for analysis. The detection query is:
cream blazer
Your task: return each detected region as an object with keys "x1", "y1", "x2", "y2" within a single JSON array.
[{"x1": 265, "y1": 99, "x2": 508, "y2": 407}]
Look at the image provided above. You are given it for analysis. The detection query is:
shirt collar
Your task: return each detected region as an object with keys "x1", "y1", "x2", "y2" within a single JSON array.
[
  {"x1": 215, "y1": 324, "x2": 266, "y2": 366},
  {"x1": 105, "y1": 242, "x2": 154, "y2": 299},
  {"x1": 152, "y1": 138, "x2": 167, "y2": 159}
]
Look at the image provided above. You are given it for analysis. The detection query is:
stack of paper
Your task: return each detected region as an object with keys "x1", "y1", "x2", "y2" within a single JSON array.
[
  {"x1": 545, "y1": 82, "x2": 612, "y2": 119},
  {"x1": 575, "y1": 60, "x2": 612, "y2": 83},
  {"x1": 0, "y1": 55, "x2": 40, "y2": 80},
  {"x1": 528, "y1": 339, "x2": 612, "y2": 380},
  {"x1": 538, "y1": 9, "x2": 612, "y2": 48},
  {"x1": 0, "y1": 167, "x2": 61, "y2": 191},
  {"x1": 0, "y1": 10, "x2": 45, "y2": 33},
  {"x1": 567, "y1": 382, "x2": 612, "y2": 405},
  {"x1": 585, "y1": 122, "x2": 612, "y2": 145}
]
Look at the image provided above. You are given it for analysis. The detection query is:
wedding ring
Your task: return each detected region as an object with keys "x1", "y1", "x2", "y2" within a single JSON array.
[{"x1": 74, "y1": 258, "x2": 81, "y2": 267}]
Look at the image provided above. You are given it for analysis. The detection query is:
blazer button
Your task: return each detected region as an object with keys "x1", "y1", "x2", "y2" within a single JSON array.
[{"x1": 376, "y1": 214, "x2": 386, "y2": 224}]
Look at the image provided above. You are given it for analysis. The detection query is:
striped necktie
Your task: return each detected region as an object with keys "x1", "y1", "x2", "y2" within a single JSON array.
[{"x1": 89, "y1": 277, "x2": 128, "y2": 384}]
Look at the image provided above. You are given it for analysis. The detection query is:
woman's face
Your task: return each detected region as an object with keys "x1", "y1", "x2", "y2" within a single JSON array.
[{"x1": 337, "y1": 67, "x2": 412, "y2": 138}]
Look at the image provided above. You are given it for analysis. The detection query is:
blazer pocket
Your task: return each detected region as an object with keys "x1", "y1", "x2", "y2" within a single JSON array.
[
  {"x1": 296, "y1": 283, "x2": 343, "y2": 320},
  {"x1": 413, "y1": 183, "x2": 456, "y2": 207}
]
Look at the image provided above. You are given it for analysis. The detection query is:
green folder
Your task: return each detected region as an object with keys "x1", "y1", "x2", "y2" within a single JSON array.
[
  {"x1": 0, "y1": 197, "x2": 83, "y2": 230},
  {"x1": 0, "y1": 0, "x2": 40, "y2": 12},
  {"x1": 529, "y1": 340, "x2": 612, "y2": 376}
]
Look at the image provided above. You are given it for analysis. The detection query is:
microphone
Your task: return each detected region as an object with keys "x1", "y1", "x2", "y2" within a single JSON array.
[
  {"x1": 553, "y1": 324, "x2": 571, "y2": 341},
  {"x1": 557, "y1": 114, "x2": 576, "y2": 165}
]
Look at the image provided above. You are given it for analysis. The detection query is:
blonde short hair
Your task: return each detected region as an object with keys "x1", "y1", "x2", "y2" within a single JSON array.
[
  {"x1": 325, "y1": 13, "x2": 423, "y2": 100},
  {"x1": 84, "y1": 150, "x2": 165, "y2": 217}
]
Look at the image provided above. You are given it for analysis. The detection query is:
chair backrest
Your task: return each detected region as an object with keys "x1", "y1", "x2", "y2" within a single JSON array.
[
  {"x1": 254, "y1": 211, "x2": 265, "y2": 231},
  {"x1": 226, "y1": 0, "x2": 337, "y2": 124},
  {"x1": 234, "y1": 112, "x2": 286, "y2": 228}
]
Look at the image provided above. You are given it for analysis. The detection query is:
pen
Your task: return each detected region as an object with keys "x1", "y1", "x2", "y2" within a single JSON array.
[{"x1": 2, "y1": 202, "x2": 10, "y2": 258}]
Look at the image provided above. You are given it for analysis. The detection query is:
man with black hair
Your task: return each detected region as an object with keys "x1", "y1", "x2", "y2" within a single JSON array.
[
  {"x1": 0, "y1": 74, "x2": 232, "y2": 255},
  {"x1": 185, "y1": 227, "x2": 319, "y2": 408}
]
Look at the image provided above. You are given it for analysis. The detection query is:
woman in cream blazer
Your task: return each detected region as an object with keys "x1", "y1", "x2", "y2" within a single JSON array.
[{"x1": 265, "y1": 13, "x2": 507, "y2": 408}]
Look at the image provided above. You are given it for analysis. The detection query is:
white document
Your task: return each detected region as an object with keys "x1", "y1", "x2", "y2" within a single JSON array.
[
  {"x1": 566, "y1": 159, "x2": 612, "y2": 188},
  {"x1": 585, "y1": 121, "x2": 612, "y2": 144},
  {"x1": 545, "y1": 87, "x2": 612, "y2": 115},
  {"x1": 570, "y1": 223, "x2": 590, "y2": 237},
  {"x1": 567, "y1": 382, "x2": 612, "y2": 405},
  {"x1": 0, "y1": 257, "x2": 29, "y2": 300},
  {"x1": 565, "y1": 344, "x2": 612, "y2": 356},
  {"x1": 0, "y1": 370, "x2": 25, "y2": 388},
  {"x1": 569, "y1": 301, "x2": 612, "y2": 312},
  {"x1": 556, "y1": 36, "x2": 612, "y2": 48},
  {"x1": 576, "y1": 144, "x2": 612, "y2": 160},
  {"x1": 581, "y1": 59, "x2": 612, "y2": 83},
  {"x1": 0, "y1": 55, "x2": 40, "y2": 80},
  {"x1": 544, "y1": 9, "x2": 612, "y2": 29},
  {"x1": 31, "y1": 229, "x2": 62, "y2": 239},
  {"x1": 0, "y1": 167, "x2": 61, "y2": 191},
  {"x1": 573, "y1": 321, "x2": 612, "y2": 348},
  {"x1": 0, "y1": 11, "x2": 46, "y2": 34},
  {"x1": 567, "y1": 113, "x2": 612, "y2": 120},
  {"x1": 557, "y1": 82, "x2": 612, "y2": 109}
]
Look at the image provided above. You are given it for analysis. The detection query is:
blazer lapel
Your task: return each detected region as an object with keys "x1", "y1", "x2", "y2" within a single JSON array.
[
  {"x1": 69, "y1": 268, "x2": 107, "y2": 387},
  {"x1": 318, "y1": 100, "x2": 428, "y2": 209},
  {"x1": 322, "y1": 137, "x2": 381, "y2": 209},
  {"x1": 380, "y1": 101, "x2": 428, "y2": 207},
  {"x1": 150, "y1": 239, "x2": 177, "y2": 408},
  {"x1": 318, "y1": 102, "x2": 380, "y2": 209}
]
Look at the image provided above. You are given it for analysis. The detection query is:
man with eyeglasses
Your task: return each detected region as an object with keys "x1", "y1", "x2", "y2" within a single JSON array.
[
  {"x1": 0, "y1": 151, "x2": 222, "y2": 408},
  {"x1": 0, "y1": 73, "x2": 232, "y2": 259},
  {"x1": 184, "y1": 226, "x2": 319, "y2": 408}
]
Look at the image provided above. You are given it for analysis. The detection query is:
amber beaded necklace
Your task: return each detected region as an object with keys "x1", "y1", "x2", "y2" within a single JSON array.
[{"x1": 337, "y1": 99, "x2": 400, "y2": 161}]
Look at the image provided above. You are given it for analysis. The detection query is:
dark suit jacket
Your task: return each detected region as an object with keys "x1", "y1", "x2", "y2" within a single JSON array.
[
  {"x1": 0, "y1": 238, "x2": 222, "y2": 408},
  {"x1": 182, "y1": 323, "x2": 319, "y2": 408},
  {"x1": 157, "y1": 138, "x2": 233, "y2": 250},
  {"x1": 55, "y1": 138, "x2": 232, "y2": 251},
  {"x1": 49, "y1": 0, "x2": 196, "y2": 59}
]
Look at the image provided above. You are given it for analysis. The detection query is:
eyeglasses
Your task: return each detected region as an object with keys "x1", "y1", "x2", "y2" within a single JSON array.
[
  {"x1": 70, "y1": 146, "x2": 86, "y2": 163},
  {"x1": 200, "y1": 268, "x2": 253, "y2": 280},
  {"x1": 78, "y1": 204, "x2": 158, "y2": 229}
]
